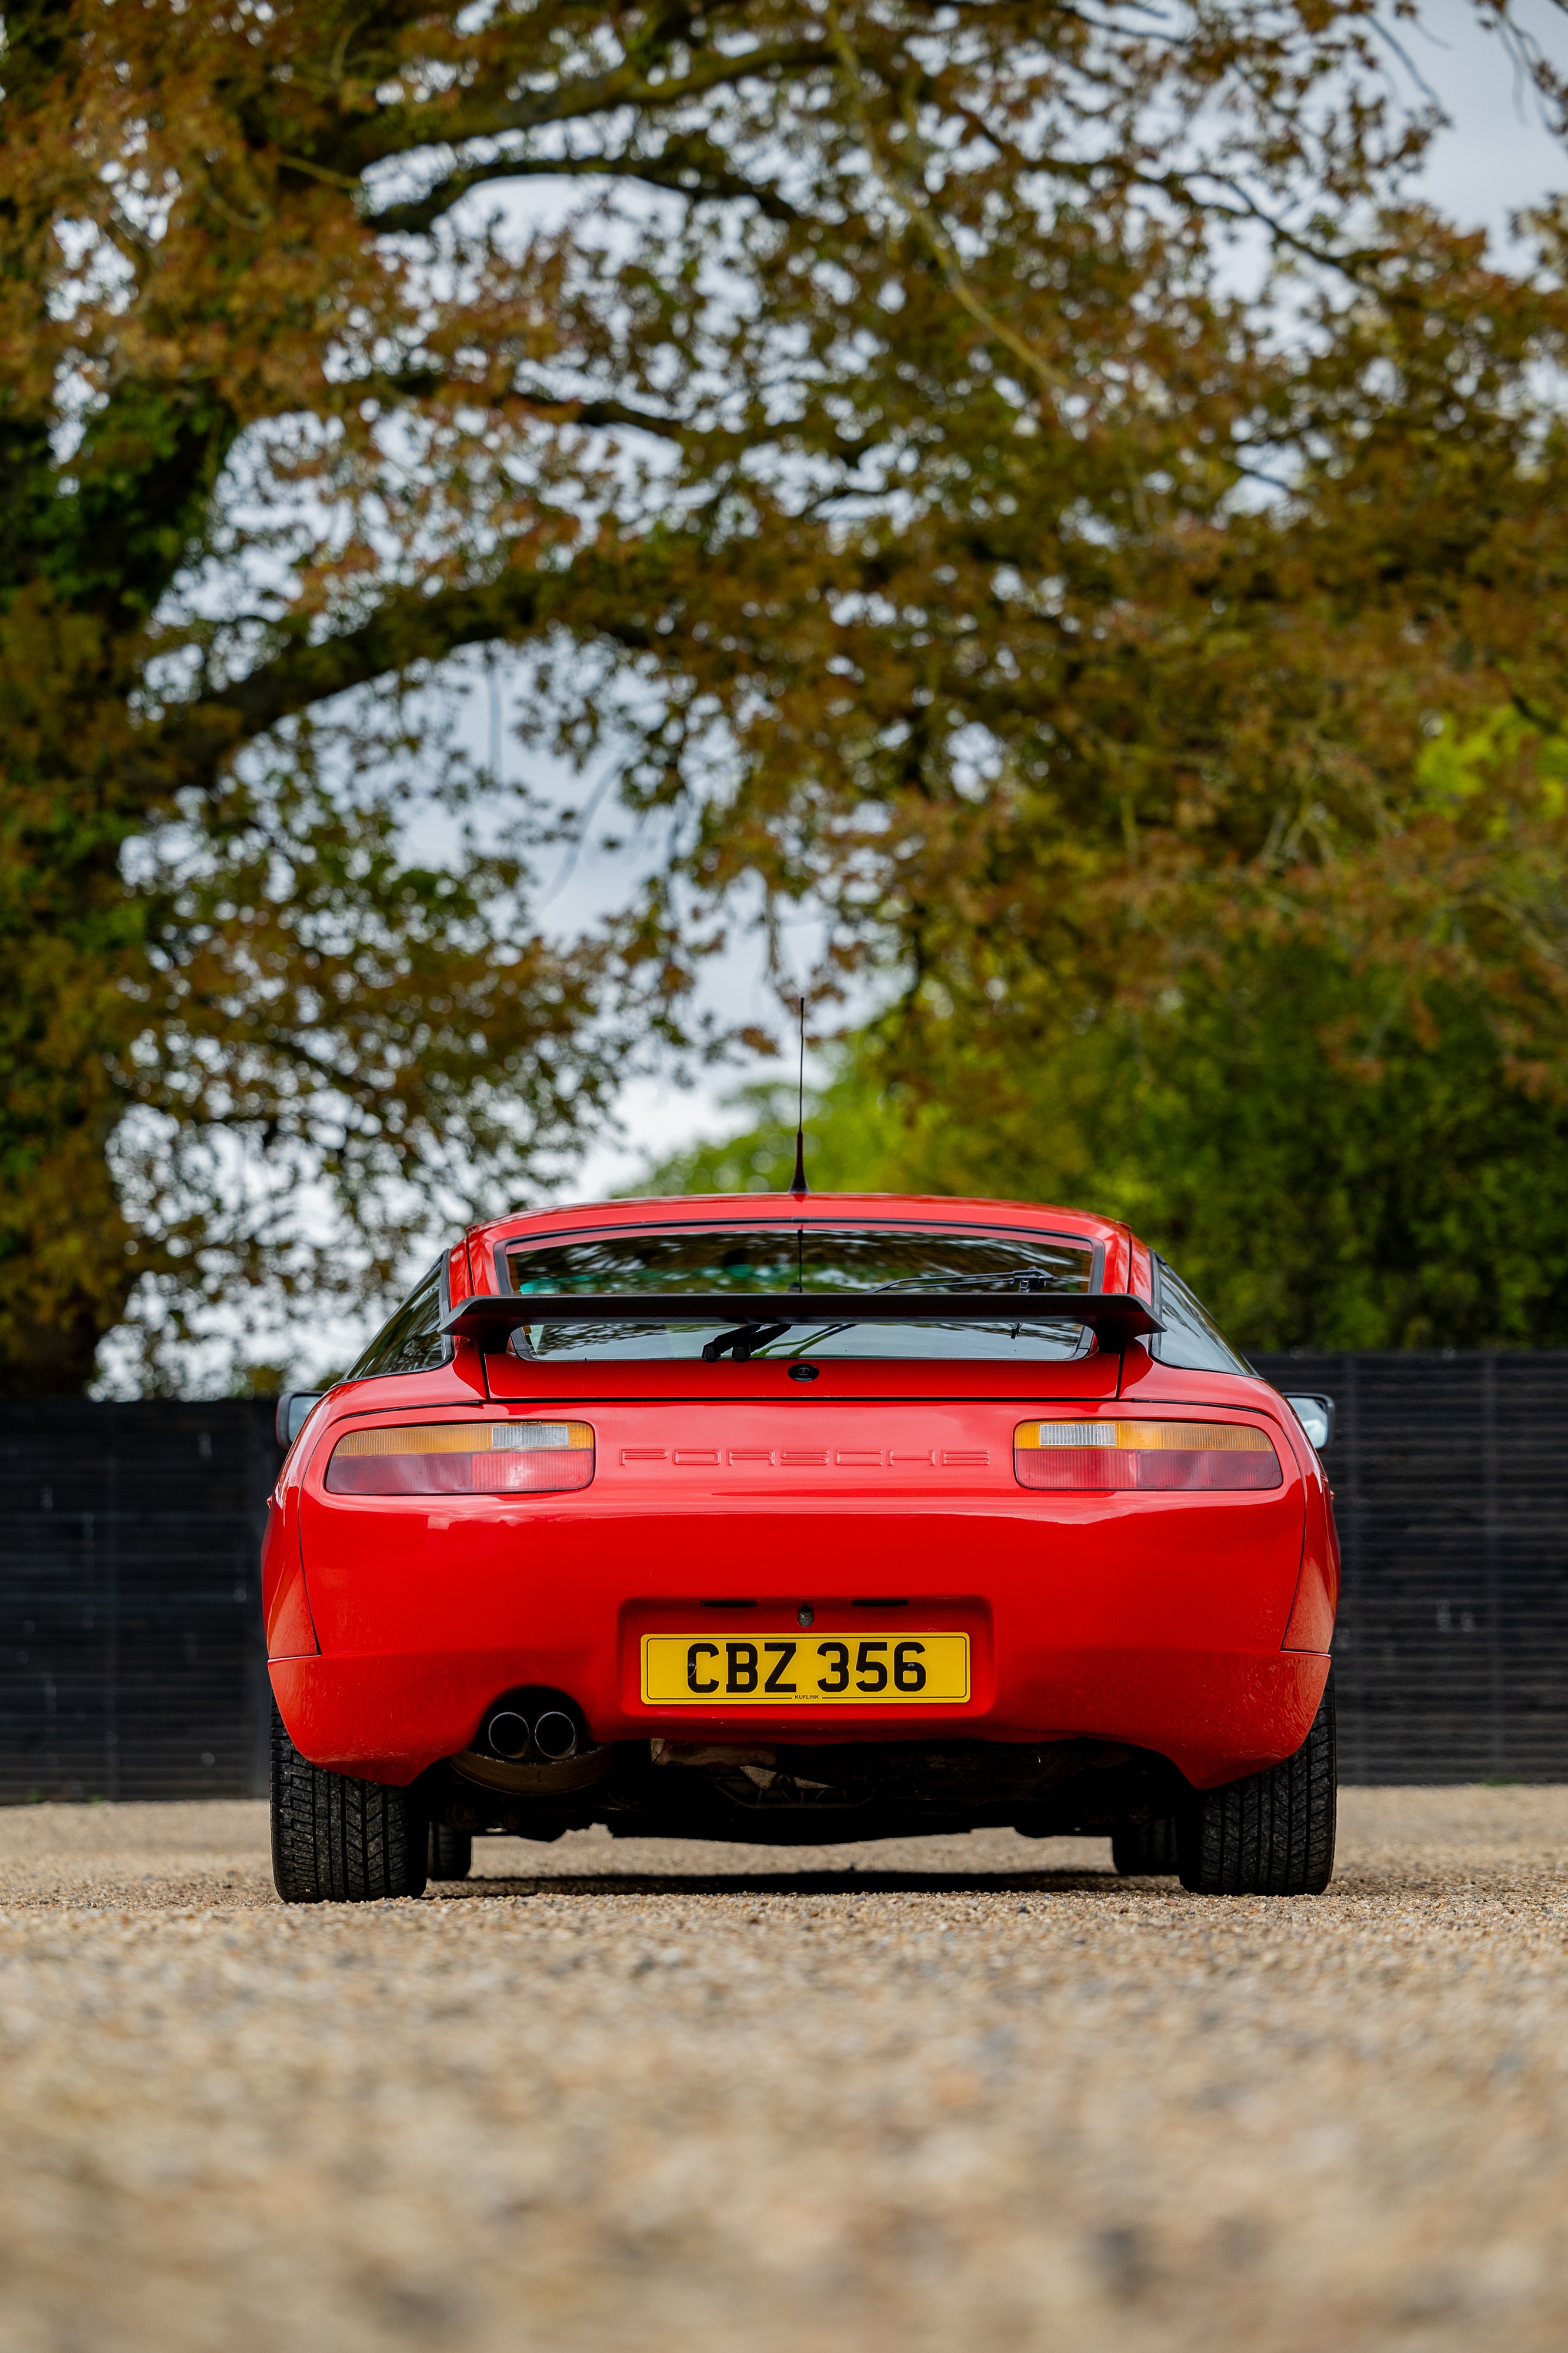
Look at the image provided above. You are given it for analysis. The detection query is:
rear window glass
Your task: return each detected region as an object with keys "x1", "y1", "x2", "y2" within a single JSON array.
[
  {"x1": 346, "y1": 1262, "x2": 451, "y2": 1379},
  {"x1": 1150, "y1": 1259, "x2": 1251, "y2": 1376},
  {"x1": 500, "y1": 1225, "x2": 1098, "y2": 1362}
]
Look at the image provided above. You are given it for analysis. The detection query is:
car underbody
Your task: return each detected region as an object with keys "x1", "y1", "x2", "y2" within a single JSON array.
[{"x1": 424, "y1": 1715, "x2": 1192, "y2": 1848}]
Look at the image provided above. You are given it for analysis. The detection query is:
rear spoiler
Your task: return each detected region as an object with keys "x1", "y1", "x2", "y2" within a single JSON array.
[{"x1": 440, "y1": 1291, "x2": 1163, "y2": 1353}]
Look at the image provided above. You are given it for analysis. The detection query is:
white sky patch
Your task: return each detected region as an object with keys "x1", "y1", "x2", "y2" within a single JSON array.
[{"x1": 1396, "y1": 0, "x2": 1568, "y2": 244}]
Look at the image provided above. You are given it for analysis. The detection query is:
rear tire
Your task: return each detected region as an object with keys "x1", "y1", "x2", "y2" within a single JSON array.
[
  {"x1": 270, "y1": 1701, "x2": 429, "y2": 1904},
  {"x1": 1177, "y1": 1671, "x2": 1336, "y2": 1897},
  {"x1": 1112, "y1": 1815, "x2": 1180, "y2": 1875},
  {"x1": 428, "y1": 1822, "x2": 473, "y2": 1881}
]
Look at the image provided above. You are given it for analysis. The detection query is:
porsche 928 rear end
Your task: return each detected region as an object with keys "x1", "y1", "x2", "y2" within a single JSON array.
[{"x1": 262, "y1": 1196, "x2": 1338, "y2": 1902}]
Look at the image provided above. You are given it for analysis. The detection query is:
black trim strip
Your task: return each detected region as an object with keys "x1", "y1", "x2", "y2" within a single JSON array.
[{"x1": 441, "y1": 1291, "x2": 1162, "y2": 1351}]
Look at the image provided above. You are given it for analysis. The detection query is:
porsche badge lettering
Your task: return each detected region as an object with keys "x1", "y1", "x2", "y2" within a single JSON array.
[{"x1": 619, "y1": 1447, "x2": 991, "y2": 1471}]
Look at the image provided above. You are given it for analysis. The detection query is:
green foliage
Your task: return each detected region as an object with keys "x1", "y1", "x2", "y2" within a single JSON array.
[
  {"x1": 646, "y1": 996, "x2": 1568, "y2": 1351},
  {"x1": 646, "y1": 713, "x2": 1568, "y2": 1350}
]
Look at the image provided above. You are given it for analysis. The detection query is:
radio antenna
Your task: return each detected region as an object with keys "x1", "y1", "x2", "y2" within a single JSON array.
[{"x1": 789, "y1": 995, "x2": 809, "y2": 1198}]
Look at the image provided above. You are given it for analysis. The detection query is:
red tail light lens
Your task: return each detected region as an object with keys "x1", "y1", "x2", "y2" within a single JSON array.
[
  {"x1": 325, "y1": 1420, "x2": 595, "y2": 1497},
  {"x1": 1014, "y1": 1420, "x2": 1281, "y2": 1492}
]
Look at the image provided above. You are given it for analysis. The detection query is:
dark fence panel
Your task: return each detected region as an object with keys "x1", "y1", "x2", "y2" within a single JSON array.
[
  {"x1": 1, "y1": 1369, "x2": 1566, "y2": 1795},
  {"x1": 0, "y1": 1401, "x2": 280, "y2": 1801},
  {"x1": 1253, "y1": 1352, "x2": 1568, "y2": 1782}
]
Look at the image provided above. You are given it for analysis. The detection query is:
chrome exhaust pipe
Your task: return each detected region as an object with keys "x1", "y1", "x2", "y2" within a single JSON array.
[
  {"x1": 532, "y1": 1710, "x2": 579, "y2": 1761},
  {"x1": 486, "y1": 1709, "x2": 532, "y2": 1760}
]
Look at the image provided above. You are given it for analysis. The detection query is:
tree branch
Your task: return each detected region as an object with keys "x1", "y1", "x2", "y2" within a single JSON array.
[
  {"x1": 366, "y1": 141, "x2": 799, "y2": 234},
  {"x1": 510, "y1": 385, "x2": 707, "y2": 442},
  {"x1": 331, "y1": 39, "x2": 831, "y2": 178},
  {"x1": 155, "y1": 552, "x2": 652, "y2": 785}
]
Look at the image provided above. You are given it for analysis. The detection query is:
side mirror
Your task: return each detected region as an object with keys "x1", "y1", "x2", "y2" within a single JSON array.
[
  {"x1": 1283, "y1": 1393, "x2": 1335, "y2": 1452},
  {"x1": 275, "y1": 1391, "x2": 325, "y2": 1449}
]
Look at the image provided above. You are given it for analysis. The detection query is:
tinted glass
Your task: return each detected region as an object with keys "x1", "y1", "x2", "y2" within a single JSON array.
[
  {"x1": 1150, "y1": 1259, "x2": 1251, "y2": 1375},
  {"x1": 346, "y1": 1262, "x2": 451, "y2": 1379},
  {"x1": 501, "y1": 1225, "x2": 1097, "y2": 1361}
]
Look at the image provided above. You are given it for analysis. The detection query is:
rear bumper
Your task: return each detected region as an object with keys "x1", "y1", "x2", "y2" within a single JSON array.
[
  {"x1": 272, "y1": 1455, "x2": 1331, "y2": 1791},
  {"x1": 270, "y1": 1635, "x2": 1328, "y2": 1794}
]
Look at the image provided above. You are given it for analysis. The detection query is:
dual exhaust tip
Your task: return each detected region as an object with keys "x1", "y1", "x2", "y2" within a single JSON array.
[{"x1": 483, "y1": 1694, "x2": 582, "y2": 1763}]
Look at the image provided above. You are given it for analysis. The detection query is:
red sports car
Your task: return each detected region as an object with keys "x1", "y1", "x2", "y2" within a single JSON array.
[{"x1": 263, "y1": 1192, "x2": 1338, "y2": 1902}]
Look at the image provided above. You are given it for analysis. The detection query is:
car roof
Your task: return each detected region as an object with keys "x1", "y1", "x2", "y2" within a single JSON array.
[{"x1": 469, "y1": 1191, "x2": 1133, "y2": 1257}]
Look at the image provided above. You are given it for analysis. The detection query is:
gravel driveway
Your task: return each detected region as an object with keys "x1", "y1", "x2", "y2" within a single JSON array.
[{"x1": 0, "y1": 1789, "x2": 1564, "y2": 2352}]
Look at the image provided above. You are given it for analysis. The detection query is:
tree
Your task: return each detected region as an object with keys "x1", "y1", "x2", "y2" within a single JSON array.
[
  {"x1": 3, "y1": 0, "x2": 1562, "y2": 1388},
  {"x1": 647, "y1": 707, "x2": 1568, "y2": 1351}
]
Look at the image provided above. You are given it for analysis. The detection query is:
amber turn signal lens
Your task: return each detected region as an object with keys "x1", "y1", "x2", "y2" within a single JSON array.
[
  {"x1": 325, "y1": 1420, "x2": 594, "y2": 1497},
  {"x1": 1013, "y1": 1419, "x2": 1281, "y2": 1492}
]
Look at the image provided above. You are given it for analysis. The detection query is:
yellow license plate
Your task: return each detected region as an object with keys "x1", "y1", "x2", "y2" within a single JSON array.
[{"x1": 642, "y1": 1631, "x2": 969, "y2": 1706}]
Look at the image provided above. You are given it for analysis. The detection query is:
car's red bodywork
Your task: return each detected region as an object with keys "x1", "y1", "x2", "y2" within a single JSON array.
[{"x1": 263, "y1": 1194, "x2": 1337, "y2": 1805}]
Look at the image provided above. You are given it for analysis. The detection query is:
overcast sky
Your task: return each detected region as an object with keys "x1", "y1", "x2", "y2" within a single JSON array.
[{"x1": 1398, "y1": 0, "x2": 1568, "y2": 230}]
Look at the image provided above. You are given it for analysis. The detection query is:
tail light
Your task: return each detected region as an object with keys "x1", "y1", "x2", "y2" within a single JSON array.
[
  {"x1": 325, "y1": 1420, "x2": 595, "y2": 1497},
  {"x1": 1014, "y1": 1419, "x2": 1281, "y2": 1492}
]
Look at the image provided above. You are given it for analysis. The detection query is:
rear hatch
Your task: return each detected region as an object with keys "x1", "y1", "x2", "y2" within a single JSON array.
[{"x1": 300, "y1": 1371, "x2": 1305, "y2": 1731}]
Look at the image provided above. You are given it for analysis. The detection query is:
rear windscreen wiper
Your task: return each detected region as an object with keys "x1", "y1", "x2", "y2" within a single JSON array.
[{"x1": 700, "y1": 1320, "x2": 795, "y2": 1363}]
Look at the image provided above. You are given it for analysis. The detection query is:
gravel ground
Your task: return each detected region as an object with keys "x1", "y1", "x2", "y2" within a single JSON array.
[{"x1": 0, "y1": 1791, "x2": 1566, "y2": 2353}]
